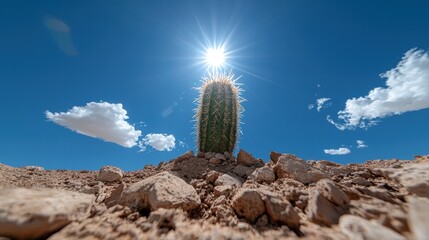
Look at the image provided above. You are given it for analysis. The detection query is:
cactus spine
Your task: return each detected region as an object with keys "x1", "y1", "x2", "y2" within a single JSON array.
[{"x1": 195, "y1": 72, "x2": 243, "y2": 153}]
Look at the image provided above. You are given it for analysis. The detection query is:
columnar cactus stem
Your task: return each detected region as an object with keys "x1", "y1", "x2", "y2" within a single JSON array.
[{"x1": 195, "y1": 72, "x2": 243, "y2": 153}]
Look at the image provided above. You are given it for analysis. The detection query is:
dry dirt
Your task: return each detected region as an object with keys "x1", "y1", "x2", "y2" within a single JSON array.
[{"x1": 0, "y1": 150, "x2": 428, "y2": 240}]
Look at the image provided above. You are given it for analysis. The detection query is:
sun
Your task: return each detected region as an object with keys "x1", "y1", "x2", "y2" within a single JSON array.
[{"x1": 204, "y1": 47, "x2": 226, "y2": 69}]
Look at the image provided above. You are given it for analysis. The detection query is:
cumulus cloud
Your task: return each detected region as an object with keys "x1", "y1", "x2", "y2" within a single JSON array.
[
  {"x1": 139, "y1": 134, "x2": 175, "y2": 152},
  {"x1": 356, "y1": 140, "x2": 368, "y2": 148},
  {"x1": 46, "y1": 102, "x2": 141, "y2": 147},
  {"x1": 328, "y1": 48, "x2": 429, "y2": 130},
  {"x1": 308, "y1": 104, "x2": 315, "y2": 110},
  {"x1": 316, "y1": 98, "x2": 331, "y2": 112},
  {"x1": 324, "y1": 147, "x2": 351, "y2": 155}
]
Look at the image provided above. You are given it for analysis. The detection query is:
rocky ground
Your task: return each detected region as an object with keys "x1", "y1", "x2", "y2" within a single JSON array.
[{"x1": 0, "y1": 150, "x2": 428, "y2": 240}]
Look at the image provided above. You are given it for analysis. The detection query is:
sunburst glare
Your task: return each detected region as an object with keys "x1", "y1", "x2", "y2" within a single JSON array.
[{"x1": 204, "y1": 47, "x2": 226, "y2": 69}]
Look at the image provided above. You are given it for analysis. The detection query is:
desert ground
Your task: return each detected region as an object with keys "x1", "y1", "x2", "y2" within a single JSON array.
[{"x1": 1, "y1": 150, "x2": 428, "y2": 239}]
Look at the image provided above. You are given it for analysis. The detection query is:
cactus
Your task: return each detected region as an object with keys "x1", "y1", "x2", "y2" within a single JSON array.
[{"x1": 195, "y1": 72, "x2": 243, "y2": 153}]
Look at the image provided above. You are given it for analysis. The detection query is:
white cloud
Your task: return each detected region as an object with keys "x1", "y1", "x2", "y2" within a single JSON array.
[
  {"x1": 329, "y1": 48, "x2": 429, "y2": 130},
  {"x1": 324, "y1": 147, "x2": 351, "y2": 155},
  {"x1": 309, "y1": 98, "x2": 331, "y2": 111},
  {"x1": 139, "y1": 134, "x2": 175, "y2": 151},
  {"x1": 316, "y1": 98, "x2": 331, "y2": 112},
  {"x1": 356, "y1": 140, "x2": 368, "y2": 148},
  {"x1": 46, "y1": 102, "x2": 141, "y2": 147}
]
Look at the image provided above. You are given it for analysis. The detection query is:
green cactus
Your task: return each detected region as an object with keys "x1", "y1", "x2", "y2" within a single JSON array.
[{"x1": 195, "y1": 72, "x2": 243, "y2": 153}]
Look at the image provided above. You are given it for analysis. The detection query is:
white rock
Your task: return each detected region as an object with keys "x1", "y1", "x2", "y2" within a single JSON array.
[
  {"x1": 340, "y1": 215, "x2": 406, "y2": 240},
  {"x1": 407, "y1": 196, "x2": 429, "y2": 240},
  {"x1": 0, "y1": 188, "x2": 93, "y2": 240},
  {"x1": 120, "y1": 172, "x2": 200, "y2": 211},
  {"x1": 97, "y1": 165, "x2": 124, "y2": 182}
]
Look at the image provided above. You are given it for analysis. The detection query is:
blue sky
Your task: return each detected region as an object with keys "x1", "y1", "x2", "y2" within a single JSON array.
[{"x1": 1, "y1": 1, "x2": 428, "y2": 171}]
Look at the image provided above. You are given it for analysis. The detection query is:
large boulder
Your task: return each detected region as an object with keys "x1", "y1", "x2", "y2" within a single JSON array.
[
  {"x1": 119, "y1": 172, "x2": 200, "y2": 211},
  {"x1": 97, "y1": 165, "x2": 124, "y2": 183},
  {"x1": 273, "y1": 154, "x2": 328, "y2": 184},
  {"x1": 0, "y1": 188, "x2": 93, "y2": 240}
]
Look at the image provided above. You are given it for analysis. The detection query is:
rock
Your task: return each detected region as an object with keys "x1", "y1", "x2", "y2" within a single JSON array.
[
  {"x1": 385, "y1": 163, "x2": 429, "y2": 198},
  {"x1": 209, "y1": 157, "x2": 222, "y2": 164},
  {"x1": 357, "y1": 186, "x2": 395, "y2": 203},
  {"x1": 316, "y1": 179, "x2": 350, "y2": 206},
  {"x1": 313, "y1": 161, "x2": 352, "y2": 177},
  {"x1": 237, "y1": 149, "x2": 257, "y2": 166},
  {"x1": 22, "y1": 166, "x2": 44, "y2": 171},
  {"x1": 249, "y1": 166, "x2": 276, "y2": 184},
  {"x1": 264, "y1": 195, "x2": 300, "y2": 228},
  {"x1": 307, "y1": 189, "x2": 344, "y2": 226},
  {"x1": 232, "y1": 165, "x2": 255, "y2": 178},
  {"x1": 214, "y1": 185, "x2": 233, "y2": 197},
  {"x1": 147, "y1": 208, "x2": 184, "y2": 229},
  {"x1": 175, "y1": 150, "x2": 194, "y2": 163},
  {"x1": 97, "y1": 165, "x2": 124, "y2": 183},
  {"x1": 340, "y1": 215, "x2": 406, "y2": 240},
  {"x1": 407, "y1": 196, "x2": 429, "y2": 240},
  {"x1": 232, "y1": 188, "x2": 265, "y2": 222},
  {"x1": 215, "y1": 173, "x2": 243, "y2": 187},
  {"x1": 205, "y1": 170, "x2": 219, "y2": 183},
  {"x1": 255, "y1": 158, "x2": 265, "y2": 168},
  {"x1": 197, "y1": 152, "x2": 205, "y2": 158},
  {"x1": 104, "y1": 182, "x2": 125, "y2": 208},
  {"x1": 224, "y1": 152, "x2": 231, "y2": 160},
  {"x1": 351, "y1": 176, "x2": 372, "y2": 186},
  {"x1": 205, "y1": 152, "x2": 215, "y2": 160},
  {"x1": 0, "y1": 188, "x2": 93, "y2": 240},
  {"x1": 273, "y1": 154, "x2": 328, "y2": 184},
  {"x1": 269, "y1": 151, "x2": 282, "y2": 164},
  {"x1": 119, "y1": 172, "x2": 200, "y2": 211},
  {"x1": 49, "y1": 206, "x2": 142, "y2": 240},
  {"x1": 215, "y1": 153, "x2": 226, "y2": 161},
  {"x1": 237, "y1": 222, "x2": 251, "y2": 231}
]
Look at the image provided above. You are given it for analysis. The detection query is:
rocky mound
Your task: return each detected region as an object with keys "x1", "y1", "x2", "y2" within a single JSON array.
[{"x1": 0, "y1": 151, "x2": 428, "y2": 239}]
